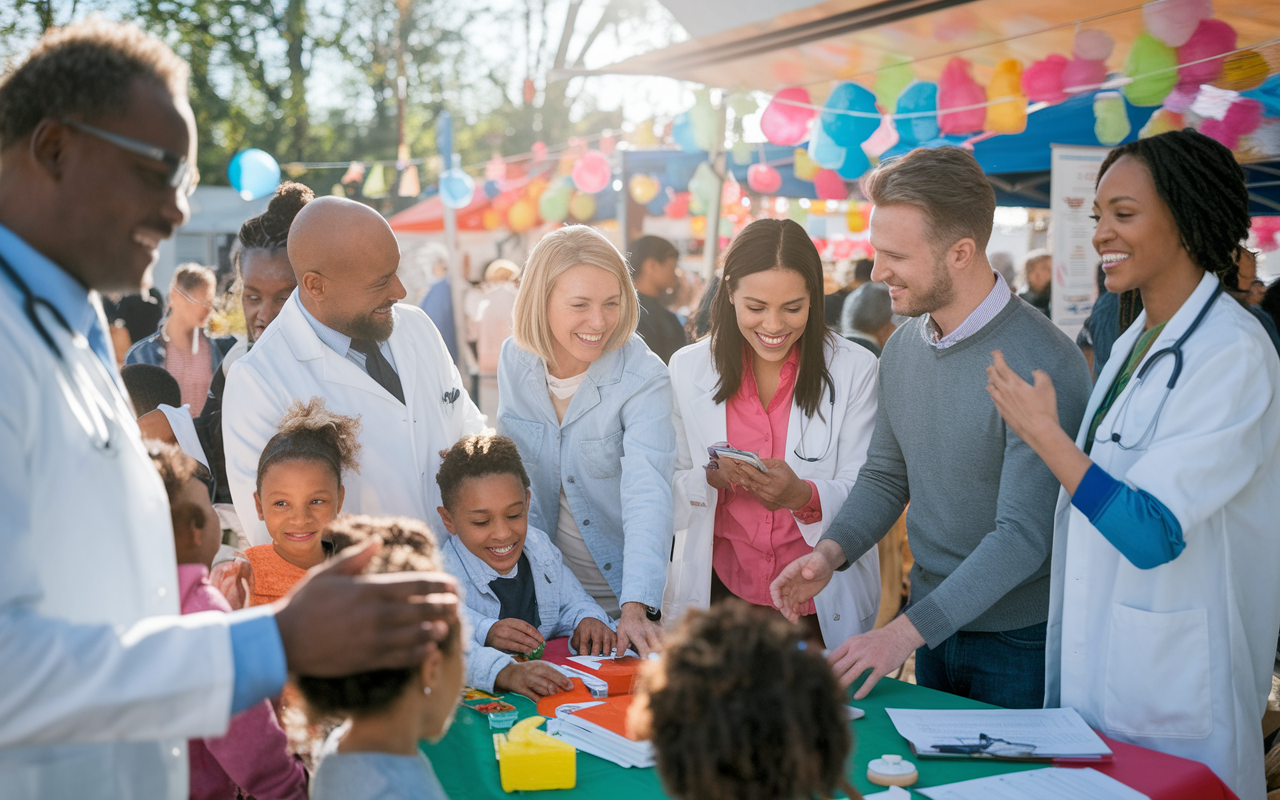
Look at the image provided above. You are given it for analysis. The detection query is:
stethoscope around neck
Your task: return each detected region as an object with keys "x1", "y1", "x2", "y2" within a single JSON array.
[
  {"x1": 0, "y1": 251, "x2": 119, "y2": 454},
  {"x1": 792, "y1": 382, "x2": 837, "y2": 463},
  {"x1": 1098, "y1": 283, "x2": 1223, "y2": 452}
]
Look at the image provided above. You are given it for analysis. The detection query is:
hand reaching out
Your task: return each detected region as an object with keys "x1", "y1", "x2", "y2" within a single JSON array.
[
  {"x1": 769, "y1": 540, "x2": 844, "y2": 622},
  {"x1": 571, "y1": 617, "x2": 617, "y2": 656},
  {"x1": 485, "y1": 618, "x2": 545, "y2": 656},
  {"x1": 495, "y1": 661, "x2": 574, "y2": 701}
]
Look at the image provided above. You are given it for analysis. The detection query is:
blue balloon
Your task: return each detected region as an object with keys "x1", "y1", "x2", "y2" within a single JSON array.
[
  {"x1": 439, "y1": 168, "x2": 475, "y2": 209},
  {"x1": 836, "y1": 145, "x2": 871, "y2": 181},
  {"x1": 591, "y1": 182, "x2": 619, "y2": 221},
  {"x1": 808, "y1": 121, "x2": 847, "y2": 169},
  {"x1": 672, "y1": 112, "x2": 701, "y2": 153},
  {"x1": 483, "y1": 179, "x2": 501, "y2": 199},
  {"x1": 894, "y1": 82, "x2": 939, "y2": 146},
  {"x1": 646, "y1": 187, "x2": 673, "y2": 216},
  {"x1": 821, "y1": 83, "x2": 880, "y2": 147},
  {"x1": 227, "y1": 149, "x2": 280, "y2": 201}
]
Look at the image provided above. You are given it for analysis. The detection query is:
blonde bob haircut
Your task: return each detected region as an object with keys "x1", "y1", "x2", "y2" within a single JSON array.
[{"x1": 512, "y1": 225, "x2": 639, "y2": 366}]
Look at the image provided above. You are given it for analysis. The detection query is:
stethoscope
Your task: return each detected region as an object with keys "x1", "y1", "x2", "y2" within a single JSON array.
[
  {"x1": 792, "y1": 382, "x2": 836, "y2": 463},
  {"x1": 1099, "y1": 283, "x2": 1223, "y2": 451},
  {"x1": 0, "y1": 251, "x2": 118, "y2": 453}
]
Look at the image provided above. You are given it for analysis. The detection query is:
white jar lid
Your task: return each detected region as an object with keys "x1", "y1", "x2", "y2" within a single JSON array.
[{"x1": 868, "y1": 754, "x2": 916, "y2": 775}]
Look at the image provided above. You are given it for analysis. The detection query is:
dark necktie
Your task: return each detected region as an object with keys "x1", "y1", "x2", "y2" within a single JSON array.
[{"x1": 350, "y1": 339, "x2": 405, "y2": 404}]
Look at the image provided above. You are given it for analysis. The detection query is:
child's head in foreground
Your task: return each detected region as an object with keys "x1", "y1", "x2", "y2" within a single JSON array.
[
  {"x1": 435, "y1": 433, "x2": 531, "y2": 576},
  {"x1": 148, "y1": 441, "x2": 221, "y2": 569},
  {"x1": 630, "y1": 600, "x2": 860, "y2": 800},
  {"x1": 254, "y1": 398, "x2": 361, "y2": 569},
  {"x1": 295, "y1": 515, "x2": 464, "y2": 746}
]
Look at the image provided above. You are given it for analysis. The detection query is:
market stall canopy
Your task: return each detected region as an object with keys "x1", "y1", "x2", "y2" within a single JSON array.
[
  {"x1": 576, "y1": 0, "x2": 1277, "y2": 98},
  {"x1": 388, "y1": 191, "x2": 491, "y2": 233}
]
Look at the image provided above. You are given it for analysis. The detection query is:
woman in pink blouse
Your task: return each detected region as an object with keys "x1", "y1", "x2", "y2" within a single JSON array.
[{"x1": 665, "y1": 218, "x2": 881, "y2": 646}]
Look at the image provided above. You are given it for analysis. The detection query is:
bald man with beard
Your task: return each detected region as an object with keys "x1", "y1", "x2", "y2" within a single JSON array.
[{"x1": 223, "y1": 197, "x2": 485, "y2": 545}]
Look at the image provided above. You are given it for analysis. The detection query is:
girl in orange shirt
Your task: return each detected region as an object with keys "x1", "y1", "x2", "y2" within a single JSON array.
[{"x1": 247, "y1": 398, "x2": 361, "y2": 605}]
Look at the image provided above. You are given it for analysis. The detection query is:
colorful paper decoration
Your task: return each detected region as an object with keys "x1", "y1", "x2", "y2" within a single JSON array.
[
  {"x1": 439, "y1": 154, "x2": 474, "y2": 209},
  {"x1": 690, "y1": 88, "x2": 719, "y2": 152},
  {"x1": 688, "y1": 162, "x2": 720, "y2": 212},
  {"x1": 938, "y1": 58, "x2": 986, "y2": 135},
  {"x1": 986, "y1": 59, "x2": 1027, "y2": 134},
  {"x1": 628, "y1": 174, "x2": 660, "y2": 205},
  {"x1": 747, "y1": 162, "x2": 783, "y2": 194},
  {"x1": 1217, "y1": 50, "x2": 1270, "y2": 92},
  {"x1": 228, "y1": 149, "x2": 281, "y2": 201},
  {"x1": 847, "y1": 202, "x2": 871, "y2": 233},
  {"x1": 793, "y1": 148, "x2": 820, "y2": 181},
  {"x1": 1062, "y1": 57, "x2": 1108, "y2": 94},
  {"x1": 721, "y1": 178, "x2": 743, "y2": 206},
  {"x1": 629, "y1": 120, "x2": 659, "y2": 148},
  {"x1": 837, "y1": 145, "x2": 871, "y2": 181},
  {"x1": 1199, "y1": 97, "x2": 1264, "y2": 149},
  {"x1": 863, "y1": 115, "x2": 900, "y2": 158},
  {"x1": 1177, "y1": 19, "x2": 1237, "y2": 89},
  {"x1": 1143, "y1": 0, "x2": 1213, "y2": 48},
  {"x1": 362, "y1": 164, "x2": 388, "y2": 198},
  {"x1": 568, "y1": 192, "x2": 597, "y2": 222},
  {"x1": 731, "y1": 140, "x2": 753, "y2": 164},
  {"x1": 1094, "y1": 91, "x2": 1131, "y2": 145},
  {"x1": 876, "y1": 55, "x2": 915, "y2": 112},
  {"x1": 482, "y1": 209, "x2": 501, "y2": 229},
  {"x1": 531, "y1": 141, "x2": 548, "y2": 162},
  {"x1": 340, "y1": 161, "x2": 365, "y2": 185},
  {"x1": 665, "y1": 192, "x2": 691, "y2": 219},
  {"x1": 599, "y1": 131, "x2": 616, "y2": 155},
  {"x1": 1139, "y1": 107, "x2": 1185, "y2": 138},
  {"x1": 821, "y1": 82, "x2": 881, "y2": 146},
  {"x1": 538, "y1": 184, "x2": 571, "y2": 222},
  {"x1": 508, "y1": 198, "x2": 538, "y2": 232},
  {"x1": 1074, "y1": 29, "x2": 1115, "y2": 62},
  {"x1": 571, "y1": 150, "x2": 611, "y2": 194},
  {"x1": 483, "y1": 179, "x2": 501, "y2": 198},
  {"x1": 894, "y1": 81, "x2": 940, "y2": 144},
  {"x1": 728, "y1": 92, "x2": 759, "y2": 117},
  {"x1": 1124, "y1": 32, "x2": 1180, "y2": 106},
  {"x1": 761, "y1": 87, "x2": 816, "y2": 146},
  {"x1": 397, "y1": 165, "x2": 420, "y2": 198},
  {"x1": 671, "y1": 112, "x2": 700, "y2": 152},
  {"x1": 786, "y1": 201, "x2": 808, "y2": 225},
  {"x1": 808, "y1": 120, "x2": 848, "y2": 169},
  {"x1": 1023, "y1": 55, "x2": 1069, "y2": 104},
  {"x1": 813, "y1": 169, "x2": 848, "y2": 201}
]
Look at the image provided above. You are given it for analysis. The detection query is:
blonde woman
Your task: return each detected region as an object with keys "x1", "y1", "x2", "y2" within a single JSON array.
[{"x1": 498, "y1": 226, "x2": 675, "y2": 657}]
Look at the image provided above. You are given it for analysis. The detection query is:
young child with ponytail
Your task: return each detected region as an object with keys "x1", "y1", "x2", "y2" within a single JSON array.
[{"x1": 246, "y1": 397, "x2": 361, "y2": 605}]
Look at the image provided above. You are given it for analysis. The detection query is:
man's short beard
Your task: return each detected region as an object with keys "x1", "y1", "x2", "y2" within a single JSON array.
[
  {"x1": 895, "y1": 251, "x2": 956, "y2": 318},
  {"x1": 339, "y1": 307, "x2": 395, "y2": 342}
]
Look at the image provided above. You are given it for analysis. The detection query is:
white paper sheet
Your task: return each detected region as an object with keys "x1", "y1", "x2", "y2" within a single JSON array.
[
  {"x1": 885, "y1": 708, "x2": 1111, "y2": 758},
  {"x1": 917, "y1": 767, "x2": 1149, "y2": 800},
  {"x1": 566, "y1": 649, "x2": 641, "y2": 670}
]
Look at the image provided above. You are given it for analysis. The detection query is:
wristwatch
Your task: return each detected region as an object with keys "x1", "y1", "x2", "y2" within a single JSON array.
[{"x1": 644, "y1": 604, "x2": 662, "y2": 622}]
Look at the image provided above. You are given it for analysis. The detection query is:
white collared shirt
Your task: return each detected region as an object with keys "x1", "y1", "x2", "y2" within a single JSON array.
[{"x1": 924, "y1": 270, "x2": 1012, "y2": 349}]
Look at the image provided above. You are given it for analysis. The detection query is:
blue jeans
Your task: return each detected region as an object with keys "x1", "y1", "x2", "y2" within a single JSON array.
[{"x1": 913, "y1": 621, "x2": 1047, "y2": 709}]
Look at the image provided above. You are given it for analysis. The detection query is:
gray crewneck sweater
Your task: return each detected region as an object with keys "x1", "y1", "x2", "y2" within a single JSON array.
[{"x1": 823, "y1": 297, "x2": 1091, "y2": 648}]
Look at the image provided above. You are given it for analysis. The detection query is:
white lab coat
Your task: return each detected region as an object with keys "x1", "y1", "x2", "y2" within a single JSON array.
[
  {"x1": 1046, "y1": 273, "x2": 1280, "y2": 800},
  {"x1": 224, "y1": 291, "x2": 486, "y2": 545},
  {"x1": 665, "y1": 336, "x2": 881, "y2": 645},
  {"x1": 0, "y1": 292, "x2": 233, "y2": 799}
]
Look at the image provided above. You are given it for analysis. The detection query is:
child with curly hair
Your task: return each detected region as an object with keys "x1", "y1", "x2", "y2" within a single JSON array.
[
  {"x1": 629, "y1": 600, "x2": 862, "y2": 800},
  {"x1": 296, "y1": 515, "x2": 464, "y2": 800},
  {"x1": 246, "y1": 397, "x2": 360, "y2": 605},
  {"x1": 436, "y1": 433, "x2": 616, "y2": 700}
]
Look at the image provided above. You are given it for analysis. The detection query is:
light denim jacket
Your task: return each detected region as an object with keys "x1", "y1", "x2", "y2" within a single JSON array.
[
  {"x1": 497, "y1": 335, "x2": 676, "y2": 611},
  {"x1": 443, "y1": 526, "x2": 613, "y2": 692}
]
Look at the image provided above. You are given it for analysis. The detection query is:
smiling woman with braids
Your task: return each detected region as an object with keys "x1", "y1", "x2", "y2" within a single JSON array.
[{"x1": 984, "y1": 129, "x2": 1280, "y2": 799}]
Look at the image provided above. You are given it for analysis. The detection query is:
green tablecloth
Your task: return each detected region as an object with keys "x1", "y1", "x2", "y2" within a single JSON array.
[{"x1": 422, "y1": 678, "x2": 1044, "y2": 798}]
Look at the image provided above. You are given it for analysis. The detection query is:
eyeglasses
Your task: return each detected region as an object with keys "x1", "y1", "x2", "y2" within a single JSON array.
[
  {"x1": 174, "y1": 286, "x2": 214, "y2": 309},
  {"x1": 62, "y1": 119, "x2": 197, "y2": 197}
]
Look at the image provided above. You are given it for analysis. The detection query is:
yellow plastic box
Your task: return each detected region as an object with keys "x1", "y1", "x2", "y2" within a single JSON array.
[{"x1": 495, "y1": 716, "x2": 576, "y2": 792}]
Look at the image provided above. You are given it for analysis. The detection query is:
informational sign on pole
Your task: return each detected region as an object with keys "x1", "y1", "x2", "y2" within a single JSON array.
[{"x1": 1049, "y1": 144, "x2": 1112, "y2": 341}]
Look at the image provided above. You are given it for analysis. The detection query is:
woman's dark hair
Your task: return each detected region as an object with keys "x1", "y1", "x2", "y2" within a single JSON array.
[
  {"x1": 710, "y1": 218, "x2": 835, "y2": 417},
  {"x1": 436, "y1": 433, "x2": 530, "y2": 512},
  {"x1": 255, "y1": 397, "x2": 361, "y2": 495},
  {"x1": 1095, "y1": 129, "x2": 1250, "y2": 329},
  {"x1": 235, "y1": 181, "x2": 314, "y2": 268},
  {"x1": 636, "y1": 601, "x2": 860, "y2": 800},
  {"x1": 295, "y1": 515, "x2": 459, "y2": 717}
]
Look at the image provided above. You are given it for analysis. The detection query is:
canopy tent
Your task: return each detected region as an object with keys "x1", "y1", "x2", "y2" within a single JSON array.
[{"x1": 387, "y1": 191, "x2": 491, "y2": 233}]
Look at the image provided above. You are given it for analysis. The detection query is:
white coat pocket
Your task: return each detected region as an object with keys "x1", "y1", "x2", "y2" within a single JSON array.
[{"x1": 1103, "y1": 603, "x2": 1212, "y2": 739}]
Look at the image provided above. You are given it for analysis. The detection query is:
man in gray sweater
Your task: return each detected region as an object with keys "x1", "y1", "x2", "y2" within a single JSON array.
[{"x1": 771, "y1": 147, "x2": 1091, "y2": 709}]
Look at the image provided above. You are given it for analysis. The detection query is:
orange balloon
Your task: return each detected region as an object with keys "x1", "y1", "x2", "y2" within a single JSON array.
[
  {"x1": 482, "y1": 208, "x2": 501, "y2": 229},
  {"x1": 508, "y1": 198, "x2": 538, "y2": 232},
  {"x1": 690, "y1": 215, "x2": 707, "y2": 238},
  {"x1": 525, "y1": 177, "x2": 548, "y2": 200}
]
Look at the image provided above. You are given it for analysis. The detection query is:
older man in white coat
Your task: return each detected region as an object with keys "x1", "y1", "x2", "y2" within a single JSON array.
[
  {"x1": 224, "y1": 196, "x2": 486, "y2": 545},
  {"x1": 0, "y1": 21, "x2": 457, "y2": 800}
]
